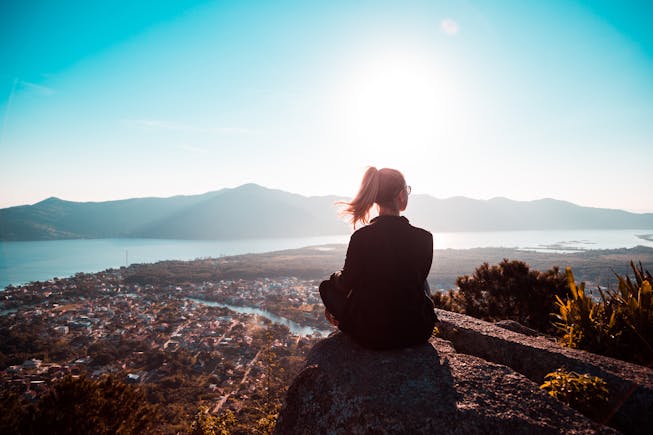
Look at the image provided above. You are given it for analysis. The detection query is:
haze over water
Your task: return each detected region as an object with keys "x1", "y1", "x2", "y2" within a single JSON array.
[{"x1": 2, "y1": 229, "x2": 652, "y2": 289}]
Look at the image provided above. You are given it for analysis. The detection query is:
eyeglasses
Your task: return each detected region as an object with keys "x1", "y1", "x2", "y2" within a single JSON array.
[{"x1": 393, "y1": 185, "x2": 411, "y2": 198}]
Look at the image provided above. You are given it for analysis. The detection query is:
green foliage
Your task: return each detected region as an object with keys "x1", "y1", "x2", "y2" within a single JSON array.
[
  {"x1": 0, "y1": 390, "x2": 34, "y2": 435},
  {"x1": 553, "y1": 262, "x2": 653, "y2": 364},
  {"x1": 434, "y1": 259, "x2": 568, "y2": 333},
  {"x1": 189, "y1": 407, "x2": 236, "y2": 435},
  {"x1": 254, "y1": 404, "x2": 280, "y2": 435},
  {"x1": 540, "y1": 368, "x2": 608, "y2": 420},
  {"x1": 0, "y1": 375, "x2": 160, "y2": 435},
  {"x1": 613, "y1": 261, "x2": 653, "y2": 358},
  {"x1": 553, "y1": 268, "x2": 614, "y2": 351}
]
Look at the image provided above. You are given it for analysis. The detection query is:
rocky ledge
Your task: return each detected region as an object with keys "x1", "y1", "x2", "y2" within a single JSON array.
[
  {"x1": 276, "y1": 310, "x2": 653, "y2": 434},
  {"x1": 436, "y1": 309, "x2": 653, "y2": 434}
]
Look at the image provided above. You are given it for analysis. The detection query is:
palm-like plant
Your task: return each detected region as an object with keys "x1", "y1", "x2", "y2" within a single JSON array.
[{"x1": 553, "y1": 262, "x2": 653, "y2": 364}]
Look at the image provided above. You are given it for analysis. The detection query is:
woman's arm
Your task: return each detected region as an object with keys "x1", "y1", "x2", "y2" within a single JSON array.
[
  {"x1": 333, "y1": 232, "x2": 363, "y2": 294},
  {"x1": 424, "y1": 232, "x2": 434, "y2": 278}
]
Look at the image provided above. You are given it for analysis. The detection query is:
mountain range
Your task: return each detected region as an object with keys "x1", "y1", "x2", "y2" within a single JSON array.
[{"x1": 1, "y1": 183, "x2": 652, "y2": 241}]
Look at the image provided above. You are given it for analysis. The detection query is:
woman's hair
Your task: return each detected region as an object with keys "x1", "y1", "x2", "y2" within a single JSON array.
[{"x1": 340, "y1": 167, "x2": 406, "y2": 228}]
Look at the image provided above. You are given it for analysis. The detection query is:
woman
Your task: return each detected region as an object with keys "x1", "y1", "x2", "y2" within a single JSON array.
[{"x1": 320, "y1": 167, "x2": 437, "y2": 349}]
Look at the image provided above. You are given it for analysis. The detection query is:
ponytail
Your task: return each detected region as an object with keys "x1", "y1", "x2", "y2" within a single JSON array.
[
  {"x1": 339, "y1": 166, "x2": 380, "y2": 228},
  {"x1": 339, "y1": 167, "x2": 407, "y2": 228}
]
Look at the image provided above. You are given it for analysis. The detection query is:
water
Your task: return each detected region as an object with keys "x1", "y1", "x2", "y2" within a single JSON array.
[
  {"x1": 189, "y1": 298, "x2": 332, "y2": 337},
  {"x1": 432, "y1": 229, "x2": 653, "y2": 252},
  {"x1": 2, "y1": 230, "x2": 652, "y2": 289},
  {"x1": 0, "y1": 236, "x2": 349, "y2": 289}
]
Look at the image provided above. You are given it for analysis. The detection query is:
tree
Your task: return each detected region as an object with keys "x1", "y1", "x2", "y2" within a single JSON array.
[
  {"x1": 30, "y1": 375, "x2": 160, "y2": 435},
  {"x1": 435, "y1": 259, "x2": 568, "y2": 333},
  {"x1": 0, "y1": 390, "x2": 33, "y2": 435}
]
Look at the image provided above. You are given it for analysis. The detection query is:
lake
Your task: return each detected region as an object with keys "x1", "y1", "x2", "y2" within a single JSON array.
[{"x1": 1, "y1": 229, "x2": 652, "y2": 289}]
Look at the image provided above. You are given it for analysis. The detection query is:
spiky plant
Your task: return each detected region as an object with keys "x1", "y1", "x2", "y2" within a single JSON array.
[
  {"x1": 540, "y1": 368, "x2": 608, "y2": 420},
  {"x1": 553, "y1": 263, "x2": 653, "y2": 364}
]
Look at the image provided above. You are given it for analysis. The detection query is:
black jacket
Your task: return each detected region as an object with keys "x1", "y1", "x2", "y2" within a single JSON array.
[{"x1": 326, "y1": 215, "x2": 436, "y2": 349}]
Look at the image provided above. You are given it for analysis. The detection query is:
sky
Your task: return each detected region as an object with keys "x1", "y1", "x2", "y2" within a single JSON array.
[{"x1": 1, "y1": 0, "x2": 652, "y2": 212}]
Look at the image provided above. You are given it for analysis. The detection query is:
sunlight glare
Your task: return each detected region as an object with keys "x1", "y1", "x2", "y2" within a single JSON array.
[{"x1": 336, "y1": 52, "x2": 461, "y2": 158}]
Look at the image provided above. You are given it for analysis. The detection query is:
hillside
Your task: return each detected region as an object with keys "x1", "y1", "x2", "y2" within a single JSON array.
[{"x1": 2, "y1": 184, "x2": 653, "y2": 240}]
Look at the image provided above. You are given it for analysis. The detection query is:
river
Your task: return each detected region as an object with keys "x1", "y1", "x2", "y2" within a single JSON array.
[{"x1": 188, "y1": 298, "x2": 332, "y2": 337}]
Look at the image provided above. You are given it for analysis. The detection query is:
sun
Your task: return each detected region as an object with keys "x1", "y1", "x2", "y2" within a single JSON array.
[{"x1": 335, "y1": 52, "x2": 459, "y2": 153}]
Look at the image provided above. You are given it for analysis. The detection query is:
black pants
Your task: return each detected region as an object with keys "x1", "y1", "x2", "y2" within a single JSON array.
[
  {"x1": 320, "y1": 279, "x2": 434, "y2": 324},
  {"x1": 319, "y1": 279, "x2": 348, "y2": 321}
]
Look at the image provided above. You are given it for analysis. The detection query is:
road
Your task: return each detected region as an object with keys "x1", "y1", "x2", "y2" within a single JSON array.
[{"x1": 212, "y1": 348, "x2": 264, "y2": 414}]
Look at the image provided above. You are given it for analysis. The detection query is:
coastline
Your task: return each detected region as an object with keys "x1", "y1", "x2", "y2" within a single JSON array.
[
  {"x1": 4, "y1": 244, "x2": 653, "y2": 292},
  {"x1": 4, "y1": 229, "x2": 653, "y2": 289}
]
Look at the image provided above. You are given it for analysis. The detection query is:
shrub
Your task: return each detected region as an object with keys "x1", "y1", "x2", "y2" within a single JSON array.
[
  {"x1": 540, "y1": 368, "x2": 608, "y2": 420},
  {"x1": 254, "y1": 404, "x2": 280, "y2": 435},
  {"x1": 0, "y1": 375, "x2": 160, "y2": 435},
  {"x1": 434, "y1": 259, "x2": 568, "y2": 333},
  {"x1": 613, "y1": 261, "x2": 653, "y2": 360},
  {"x1": 0, "y1": 390, "x2": 34, "y2": 435},
  {"x1": 553, "y1": 268, "x2": 617, "y2": 354},
  {"x1": 553, "y1": 262, "x2": 653, "y2": 364},
  {"x1": 36, "y1": 375, "x2": 160, "y2": 434},
  {"x1": 189, "y1": 407, "x2": 235, "y2": 435}
]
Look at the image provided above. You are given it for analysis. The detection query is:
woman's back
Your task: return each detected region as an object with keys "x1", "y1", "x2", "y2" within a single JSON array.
[
  {"x1": 337, "y1": 215, "x2": 435, "y2": 349},
  {"x1": 320, "y1": 166, "x2": 436, "y2": 349}
]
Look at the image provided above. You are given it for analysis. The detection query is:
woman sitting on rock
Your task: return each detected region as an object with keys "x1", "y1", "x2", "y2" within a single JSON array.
[{"x1": 320, "y1": 167, "x2": 437, "y2": 349}]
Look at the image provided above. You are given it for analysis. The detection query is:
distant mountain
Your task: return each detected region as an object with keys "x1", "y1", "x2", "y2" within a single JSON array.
[
  {"x1": 408, "y1": 196, "x2": 653, "y2": 232},
  {"x1": 0, "y1": 184, "x2": 349, "y2": 240},
  {"x1": 1, "y1": 184, "x2": 652, "y2": 241}
]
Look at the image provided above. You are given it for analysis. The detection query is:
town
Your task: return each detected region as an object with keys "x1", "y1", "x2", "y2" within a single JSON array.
[{"x1": 0, "y1": 266, "x2": 333, "y2": 432}]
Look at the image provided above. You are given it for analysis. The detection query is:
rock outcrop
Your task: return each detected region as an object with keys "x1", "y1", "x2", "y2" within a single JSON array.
[
  {"x1": 436, "y1": 309, "x2": 653, "y2": 434},
  {"x1": 493, "y1": 319, "x2": 542, "y2": 337},
  {"x1": 276, "y1": 331, "x2": 617, "y2": 434}
]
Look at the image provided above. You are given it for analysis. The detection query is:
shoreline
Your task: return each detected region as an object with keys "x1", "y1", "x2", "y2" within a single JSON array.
[{"x1": 4, "y1": 244, "x2": 653, "y2": 292}]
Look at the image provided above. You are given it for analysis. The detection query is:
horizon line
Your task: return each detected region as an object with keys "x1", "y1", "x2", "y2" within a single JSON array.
[{"x1": 2, "y1": 183, "x2": 653, "y2": 215}]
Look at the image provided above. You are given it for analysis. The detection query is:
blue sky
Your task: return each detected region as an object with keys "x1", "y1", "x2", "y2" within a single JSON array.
[{"x1": 2, "y1": 0, "x2": 652, "y2": 212}]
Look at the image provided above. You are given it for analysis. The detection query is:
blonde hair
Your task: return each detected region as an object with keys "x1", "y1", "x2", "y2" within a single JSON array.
[{"x1": 340, "y1": 167, "x2": 406, "y2": 228}]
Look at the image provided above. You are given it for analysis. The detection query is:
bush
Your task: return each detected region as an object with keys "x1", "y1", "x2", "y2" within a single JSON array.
[
  {"x1": 553, "y1": 262, "x2": 653, "y2": 364},
  {"x1": 189, "y1": 407, "x2": 236, "y2": 435},
  {"x1": 613, "y1": 261, "x2": 653, "y2": 360},
  {"x1": 434, "y1": 259, "x2": 568, "y2": 333},
  {"x1": 0, "y1": 390, "x2": 34, "y2": 435},
  {"x1": 0, "y1": 375, "x2": 160, "y2": 435},
  {"x1": 552, "y1": 268, "x2": 615, "y2": 353},
  {"x1": 540, "y1": 368, "x2": 608, "y2": 421}
]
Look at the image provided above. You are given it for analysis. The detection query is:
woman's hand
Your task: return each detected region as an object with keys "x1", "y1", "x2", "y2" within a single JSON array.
[{"x1": 325, "y1": 309, "x2": 340, "y2": 327}]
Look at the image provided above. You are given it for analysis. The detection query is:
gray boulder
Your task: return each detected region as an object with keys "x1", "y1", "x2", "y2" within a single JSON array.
[
  {"x1": 276, "y1": 332, "x2": 615, "y2": 434},
  {"x1": 436, "y1": 309, "x2": 653, "y2": 434},
  {"x1": 494, "y1": 319, "x2": 542, "y2": 337}
]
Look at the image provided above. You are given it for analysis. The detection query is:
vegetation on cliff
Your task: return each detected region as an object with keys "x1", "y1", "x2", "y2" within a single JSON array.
[
  {"x1": 431, "y1": 259, "x2": 569, "y2": 334},
  {"x1": 540, "y1": 368, "x2": 609, "y2": 422},
  {"x1": 0, "y1": 375, "x2": 159, "y2": 434},
  {"x1": 554, "y1": 262, "x2": 653, "y2": 364},
  {"x1": 433, "y1": 258, "x2": 653, "y2": 365}
]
